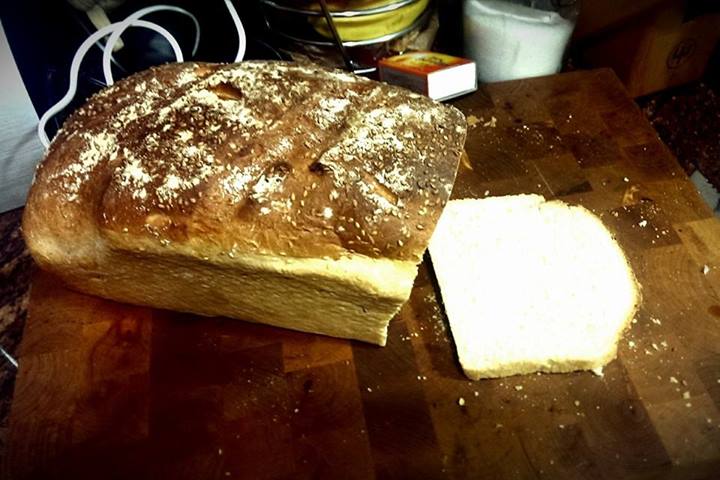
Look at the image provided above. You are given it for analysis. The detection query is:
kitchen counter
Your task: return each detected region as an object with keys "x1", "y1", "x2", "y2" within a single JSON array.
[
  {"x1": 0, "y1": 210, "x2": 31, "y2": 334},
  {"x1": 3, "y1": 68, "x2": 720, "y2": 479},
  {"x1": 0, "y1": 207, "x2": 32, "y2": 453}
]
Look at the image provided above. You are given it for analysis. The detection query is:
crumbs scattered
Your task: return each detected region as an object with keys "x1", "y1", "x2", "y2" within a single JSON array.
[
  {"x1": 514, "y1": 385, "x2": 524, "y2": 391},
  {"x1": 458, "y1": 397, "x2": 466, "y2": 406},
  {"x1": 703, "y1": 265, "x2": 710, "y2": 275},
  {"x1": 466, "y1": 115, "x2": 496, "y2": 128}
]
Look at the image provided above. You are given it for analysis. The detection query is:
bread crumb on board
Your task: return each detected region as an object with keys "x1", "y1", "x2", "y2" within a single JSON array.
[
  {"x1": 458, "y1": 397, "x2": 466, "y2": 406},
  {"x1": 465, "y1": 114, "x2": 497, "y2": 128},
  {"x1": 460, "y1": 152, "x2": 474, "y2": 171}
]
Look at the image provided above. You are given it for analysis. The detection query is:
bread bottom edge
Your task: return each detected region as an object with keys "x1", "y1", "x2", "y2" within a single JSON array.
[{"x1": 38, "y1": 246, "x2": 419, "y2": 346}]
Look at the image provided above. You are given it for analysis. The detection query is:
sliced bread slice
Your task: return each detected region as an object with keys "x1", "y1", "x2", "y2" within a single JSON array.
[{"x1": 428, "y1": 194, "x2": 640, "y2": 380}]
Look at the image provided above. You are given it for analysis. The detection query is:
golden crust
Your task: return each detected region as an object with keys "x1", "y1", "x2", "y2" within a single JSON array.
[{"x1": 25, "y1": 61, "x2": 466, "y2": 263}]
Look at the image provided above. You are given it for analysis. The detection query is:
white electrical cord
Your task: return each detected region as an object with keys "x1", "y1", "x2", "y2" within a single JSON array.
[
  {"x1": 37, "y1": 20, "x2": 183, "y2": 148},
  {"x1": 102, "y1": 5, "x2": 201, "y2": 86},
  {"x1": 0, "y1": 345, "x2": 18, "y2": 369},
  {"x1": 38, "y1": 1, "x2": 247, "y2": 148},
  {"x1": 224, "y1": 0, "x2": 246, "y2": 62}
]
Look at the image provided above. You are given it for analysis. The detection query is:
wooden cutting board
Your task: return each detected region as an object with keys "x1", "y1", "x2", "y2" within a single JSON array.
[{"x1": 5, "y1": 69, "x2": 720, "y2": 480}]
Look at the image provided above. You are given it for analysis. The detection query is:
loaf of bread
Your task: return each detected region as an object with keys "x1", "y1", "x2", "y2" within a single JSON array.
[
  {"x1": 23, "y1": 62, "x2": 466, "y2": 345},
  {"x1": 429, "y1": 195, "x2": 640, "y2": 379}
]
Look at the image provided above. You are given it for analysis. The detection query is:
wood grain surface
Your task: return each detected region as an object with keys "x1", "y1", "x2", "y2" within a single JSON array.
[{"x1": 4, "y1": 69, "x2": 720, "y2": 480}]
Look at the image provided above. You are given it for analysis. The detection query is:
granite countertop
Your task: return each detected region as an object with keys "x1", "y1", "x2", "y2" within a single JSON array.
[{"x1": 0, "y1": 207, "x2": 33, "y2": 452}]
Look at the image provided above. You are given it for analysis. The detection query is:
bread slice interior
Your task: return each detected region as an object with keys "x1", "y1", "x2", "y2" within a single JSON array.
[{"x1": 429, "y1": 194, "x2": 640, "y2": 379}]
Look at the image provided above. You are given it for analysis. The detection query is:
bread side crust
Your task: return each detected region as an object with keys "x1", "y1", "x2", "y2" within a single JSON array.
[{"x1": 27, "y1": 226, "x2": 418, "y2": 345}]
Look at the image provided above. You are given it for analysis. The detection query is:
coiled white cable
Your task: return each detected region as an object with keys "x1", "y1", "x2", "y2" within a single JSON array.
[
  {"x1": 37, "y1": 20, "x2": 183, "y2": 148},
  {"x1": 102, "y1": 5, "x2": 201, "y2": 86},
  {"x1": 224, "y1": 0, "x2": 246, "y2": 62}
]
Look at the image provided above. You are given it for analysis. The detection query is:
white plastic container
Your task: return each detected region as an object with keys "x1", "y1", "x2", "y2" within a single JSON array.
[
  {"x1": 463, "y1": 0, "x2": 576, "y2": 82},
  {"x1": 0, "y1": 22, "x2": 44, "y2": 212}
]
